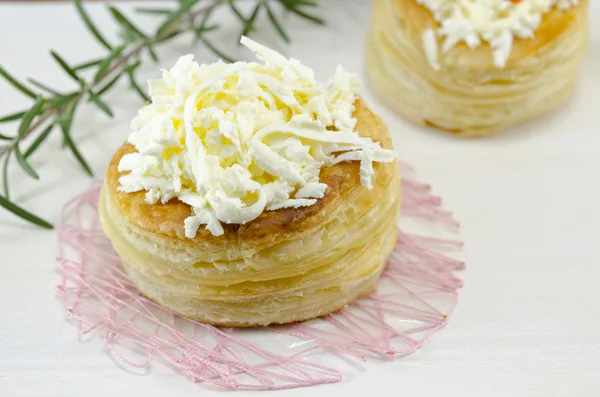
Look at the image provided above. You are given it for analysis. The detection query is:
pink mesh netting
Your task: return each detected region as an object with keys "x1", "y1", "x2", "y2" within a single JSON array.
[{"x1": 55, "y1": 165, "x2": 464, "y2": 390}]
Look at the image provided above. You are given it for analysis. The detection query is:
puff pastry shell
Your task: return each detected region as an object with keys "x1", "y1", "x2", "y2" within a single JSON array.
[{"x1": 99, "y1": 99, "x2": 401, "y2": 326}]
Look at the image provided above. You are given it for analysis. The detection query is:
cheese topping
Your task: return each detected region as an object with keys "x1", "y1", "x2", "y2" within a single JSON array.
[
  {"x1": 418, "y1": 0, "x2": 580, "y2": 68},
  {"x1": 118, "y1": 37, "x2": 396, "y2": 238}
]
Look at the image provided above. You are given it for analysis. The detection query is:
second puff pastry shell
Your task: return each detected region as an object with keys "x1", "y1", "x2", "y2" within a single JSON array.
[{"x1": 366, "y1": 0, "x2": 589, "y2": 137}]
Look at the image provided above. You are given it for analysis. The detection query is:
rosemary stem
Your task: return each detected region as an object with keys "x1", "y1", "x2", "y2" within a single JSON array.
[
  {"x1": 0, "y1": 110, "x2": 58, "y2": 158},
  {"x1": 0, "y1": 0, "x2": 323, "y2": 228},
  {"x1": 0, "y1": 0, "x2": 225, "y2": 163}
]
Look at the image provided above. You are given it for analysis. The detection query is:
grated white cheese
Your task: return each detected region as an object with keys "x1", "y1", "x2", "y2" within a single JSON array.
[
  {"x1": 416, "y1": 0, "x2": 580, "y2": 68},
  {"x1": 422, "y1": 29, "x2": 440, "y2": 71},
  {"x1": 118, "y1": 37, "x2": 396, "y2": 238}
]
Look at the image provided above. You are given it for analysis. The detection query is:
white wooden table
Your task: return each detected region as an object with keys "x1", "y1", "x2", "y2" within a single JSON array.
[{"x1": 1, "y1": 1, "x2": 599, "y2": 396}]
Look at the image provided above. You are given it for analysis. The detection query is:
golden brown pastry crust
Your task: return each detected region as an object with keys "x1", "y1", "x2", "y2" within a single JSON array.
[
  {"x1": 100, "y1": 98, "x2": 401, "y2": 326},
  {"x1": 394, "y1": 0, "x2": 587, "y2": 69},
  {"x1": 105, "y1": 99, "x2": 394, "y2": 244},
  {"x1": 366, "y1": 0, "x2": 589, "y2": 136}
]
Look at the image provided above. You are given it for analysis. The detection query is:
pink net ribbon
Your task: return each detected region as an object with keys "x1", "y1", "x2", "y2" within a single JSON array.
[{"x1": 56, "y1": 164, "x2": 464, "y2": 390}]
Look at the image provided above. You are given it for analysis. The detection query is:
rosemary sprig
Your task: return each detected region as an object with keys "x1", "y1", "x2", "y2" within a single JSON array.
[{"x1": 0, "y1": 0, "x2": 323, "y2": 228}]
